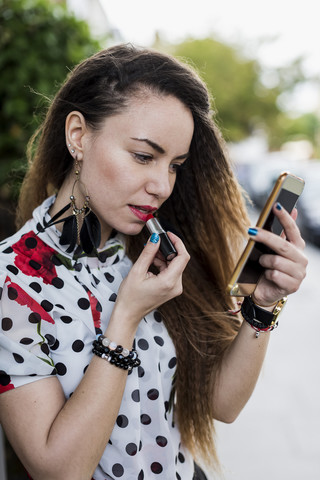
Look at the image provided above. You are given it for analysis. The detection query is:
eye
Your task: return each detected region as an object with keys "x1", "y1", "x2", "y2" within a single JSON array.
[
  {"x1": 169, "y1": 162, "x2": 186, "y2": 173},
  {"x1": 132, "y1": 152, "x2": 153, "y2": 164}
]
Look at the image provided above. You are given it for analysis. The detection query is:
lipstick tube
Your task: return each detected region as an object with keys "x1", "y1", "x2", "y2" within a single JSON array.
[{"x1": 146, "y1": 215, "x2": 177, "y2": 261}]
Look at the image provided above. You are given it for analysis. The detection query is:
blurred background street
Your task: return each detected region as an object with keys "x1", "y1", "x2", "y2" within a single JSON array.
[
  {"x1": 1, "y1": 1, "x2": 320, "y2": 478},
  {"x1": 214, "y1": 229, "x2": 320, "y2": 480}
]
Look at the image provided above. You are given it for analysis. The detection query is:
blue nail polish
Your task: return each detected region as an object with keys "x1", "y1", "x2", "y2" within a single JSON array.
[
  {"x1": 248, "y1": 227, "x2": 258, "y2": 236},
  {"x1": 276, "y1": 202, "x2": 282, "y2": 210},
  {"x1": 150, "y1": 233, "x2": 159, "y2": 243}
]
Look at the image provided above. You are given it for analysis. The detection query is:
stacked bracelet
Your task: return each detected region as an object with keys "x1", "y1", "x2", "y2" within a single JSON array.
[
  {"x1": 241, "y1": 296, "x2": 287, "y2": 338},
  {"x1": 92, "y1": 335, "x2": 140, "y2": 371},
  {"x1": 245, "y1": 318, "x2": 279, "y2": 338}
]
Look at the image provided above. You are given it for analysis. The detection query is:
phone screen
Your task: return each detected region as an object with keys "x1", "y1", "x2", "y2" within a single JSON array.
[{"x1": 237, "y1": 188, "x2": 299, "y2": 284}]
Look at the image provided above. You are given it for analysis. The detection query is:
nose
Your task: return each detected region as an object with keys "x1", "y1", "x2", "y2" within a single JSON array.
[{"x1": 145, "y1": 164, "x2": 174, "y2": 200}]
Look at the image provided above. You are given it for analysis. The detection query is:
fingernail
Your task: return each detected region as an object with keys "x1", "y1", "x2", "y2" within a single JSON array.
[
  {"x1": 248, "y1": 227, "x2": 258, "y2": 236},
  {"x1": 276, "y1": 202, "x2": 282, "y2": 210},
  {"x1": 150, "y1": 233, "x2": 159, "y2": 243}
]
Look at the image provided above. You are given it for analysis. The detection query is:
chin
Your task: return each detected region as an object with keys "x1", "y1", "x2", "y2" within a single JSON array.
[{"x1": 117, "y1": 223, "x2": 145, "y2": 237}]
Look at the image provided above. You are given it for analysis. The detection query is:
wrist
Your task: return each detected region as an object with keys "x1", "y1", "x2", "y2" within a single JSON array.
[
  {"x1": 92, "y1": 334, "x2": 140, "y2": 371},
  {"x1": 105, "y1": 313, "x2": 139, "y2": 350},
  {"x1": 241, "y1": 295, "x2": 287, "y2": 338},
  {"x1": 251, "y1": 293, "x2": 278, "y2": 311}
]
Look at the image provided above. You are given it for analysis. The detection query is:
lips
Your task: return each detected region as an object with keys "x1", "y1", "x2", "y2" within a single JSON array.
[{"x1": 129, "y1": 205, "x2": 157, "y2": 222}]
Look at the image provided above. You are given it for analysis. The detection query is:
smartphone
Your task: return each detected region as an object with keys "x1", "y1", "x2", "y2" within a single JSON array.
[{"x1": 227, "y1": 172, "x2": 305, "y2": 297}]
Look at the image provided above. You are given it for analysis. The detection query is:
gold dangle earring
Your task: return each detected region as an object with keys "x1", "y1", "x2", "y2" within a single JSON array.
[
  {"x1": 62, "y1": 158, "x2": 101, "y2": 254},
  {"x1": 43, "y1": 150, "x2": 101, "y2": 255},
  {"x1": 69, "y1": 160, "x2": 91, "y2": 246}
]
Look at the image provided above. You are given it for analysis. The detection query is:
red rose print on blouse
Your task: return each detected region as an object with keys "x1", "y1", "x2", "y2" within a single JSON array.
[
  {"x1": 87, "y1": 290, "x2": 101, "y2": 329},
  {"x1": 5, "y1": 276, "x2": 55, "y2": 324},
  {"x1": 0, "y1": 383, "x2": 14, "y2": 394},
  {"x1": 12, "y1": 231, "x2": 58, "y2": 285},
  {"x1": 0, "y1": 373, "x2": 14, "y2": 394}
]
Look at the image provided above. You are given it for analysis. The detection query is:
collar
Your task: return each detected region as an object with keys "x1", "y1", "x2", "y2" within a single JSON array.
[{"x1": 33, "y1": 196, "x2": 126, "y2": 267}]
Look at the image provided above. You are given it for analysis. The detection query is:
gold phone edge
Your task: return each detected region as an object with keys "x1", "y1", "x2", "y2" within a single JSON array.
[{"x1": 227, "y1": 171, "x2": 305, "y2": 297}]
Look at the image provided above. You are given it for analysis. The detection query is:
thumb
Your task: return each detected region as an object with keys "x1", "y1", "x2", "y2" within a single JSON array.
[{"x1": 133, "y1": 233, "x2": 161, "y2": 274}]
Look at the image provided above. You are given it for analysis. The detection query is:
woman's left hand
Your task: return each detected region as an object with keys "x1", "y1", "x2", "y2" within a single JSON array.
[{"x1": 250, "y1": 203, "x2": 308, "y2": 307}]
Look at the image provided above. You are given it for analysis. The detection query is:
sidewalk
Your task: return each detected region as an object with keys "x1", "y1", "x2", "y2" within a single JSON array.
[{"x1": 212, "y1": 242, "x2": 320, "y2": 480}]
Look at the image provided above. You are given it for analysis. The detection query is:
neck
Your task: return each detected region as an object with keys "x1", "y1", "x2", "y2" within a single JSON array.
[
  {"x1": 49, "y1": 180, "x2": 112, "y2": 249},
  {"x1": 49, "y1": 177, "x2": 74, "y2": 230}
]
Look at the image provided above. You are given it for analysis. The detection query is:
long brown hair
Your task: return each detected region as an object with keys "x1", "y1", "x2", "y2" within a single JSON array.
[{"x1": 17, "y1": 44, "x2": 249, "y2": 466}]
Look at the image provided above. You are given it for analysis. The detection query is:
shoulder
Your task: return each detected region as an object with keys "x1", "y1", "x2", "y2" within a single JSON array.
[
  {"x1": 0, "y1": 222, "x2": 33, "y2": 278},
  {"x1": 0, "y1": 220, "x2": 32, "y2": 252},
  {"x1": 0, "y1": 219, "x2": 59, "y2": 282}
]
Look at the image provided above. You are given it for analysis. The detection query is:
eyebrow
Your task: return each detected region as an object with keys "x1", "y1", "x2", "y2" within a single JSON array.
[{"x1": 130, "y1": 137, "x2": 189, "y2": 160}]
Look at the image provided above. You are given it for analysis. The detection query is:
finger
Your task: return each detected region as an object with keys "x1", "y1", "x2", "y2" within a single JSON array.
[
  {"x1": 248, "y1": 228, "x2": 304, "y2": 263},
  {"x1": 259, "y1": 253, "x2": 307, "y2": 282},
  {"x1": 151, "y1": 232, "x2": 190, "y2": 288},
  {"x1": 280, "y1": 207, "x2": 298, "y2": 239},
  {"x1": 132, "y1": 233, "x2": 161, "y2": 275},
  {"x1": 153, "y1": 256, "x2": 167, "y2": 272},
  {"x1": 263, "y1": 268, "x2": 303, "y2": 295},
  {"x1": 273, "y1": 203, "x2": 305, "y2": 249},
  {"x1": 290, "y1": 207, "x2": 298, "y2": 222},
  {"x1": 166, "y1": 231, "x2": 190, "y2": 268}
]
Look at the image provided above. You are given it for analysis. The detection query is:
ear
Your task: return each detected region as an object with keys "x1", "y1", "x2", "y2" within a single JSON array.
[{"x1": 65, "y1": 111, "x2": 88, "y2": 161}]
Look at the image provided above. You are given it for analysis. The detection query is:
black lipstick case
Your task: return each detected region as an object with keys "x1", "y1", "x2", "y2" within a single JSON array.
[{"x1": 146, "y1": 217, "x2": 177, "y2": 261}]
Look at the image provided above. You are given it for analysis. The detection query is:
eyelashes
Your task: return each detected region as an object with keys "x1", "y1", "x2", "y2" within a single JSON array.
[
  {"x1": 132, "y1": 152, "x2": 152, "y2": 163},
  {"x1": 132, "y1": 152, "x2": 185, "y2": 173}
]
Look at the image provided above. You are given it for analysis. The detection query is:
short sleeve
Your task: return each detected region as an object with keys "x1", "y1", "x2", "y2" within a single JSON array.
[{"x1": 0, "y1": 273, "x2": 56, "y2": 394}]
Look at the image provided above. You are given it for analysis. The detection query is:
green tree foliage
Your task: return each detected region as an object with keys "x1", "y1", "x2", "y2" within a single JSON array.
[
  {"x1": 270, "y1": 112, "x2": 320, "y2": 155},
  {"x1": 0, "y1": 0, "x2": 101, "y2": 199},
  {"x1": 170, "y1": 37, "x2": 317, "y2": 150},
  {"x1": 171, "y1": 38, "x2": 280, "y2": 141}
]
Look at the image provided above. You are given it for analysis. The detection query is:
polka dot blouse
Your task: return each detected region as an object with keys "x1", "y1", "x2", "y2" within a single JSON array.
[{"x1": 0, "y1": 197, "x2": 194, "y2": 479}]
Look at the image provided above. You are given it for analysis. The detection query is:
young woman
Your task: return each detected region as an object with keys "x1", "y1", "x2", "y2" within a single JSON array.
[{"x1": 0, "y1": 44, "x2": 307, "y2": 480}]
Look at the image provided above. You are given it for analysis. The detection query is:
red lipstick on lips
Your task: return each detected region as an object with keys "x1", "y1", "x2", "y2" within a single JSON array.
[
  {"x1": 129, "y1": 205, "x2": 157, "y2": 222},
  {"x1": 145, "y1": 214, "x2": 177, "y2": 261}
]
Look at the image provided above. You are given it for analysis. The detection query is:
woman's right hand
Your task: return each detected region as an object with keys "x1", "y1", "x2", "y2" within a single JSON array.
[{"x1": 112, "y1": 232, "x2": 190, "y2": 327}]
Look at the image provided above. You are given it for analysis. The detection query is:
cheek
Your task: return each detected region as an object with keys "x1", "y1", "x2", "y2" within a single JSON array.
[
  {"x1": 82, "y1": 144, "x2": 140, "y2": 198},
  {"x1": 83, "y1": 154, "x2": 118, "y2": 186},
  {"x1": 103, "y1": 165, "x2": 134, "y2": 189},
  {"x1": 90, "y1": 164, "x2": 136, "y2": 199}
]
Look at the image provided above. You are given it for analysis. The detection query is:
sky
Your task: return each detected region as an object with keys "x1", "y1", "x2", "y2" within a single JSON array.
[{"x1": 101, "y1": 0, "x2": 320, "y2": 114}]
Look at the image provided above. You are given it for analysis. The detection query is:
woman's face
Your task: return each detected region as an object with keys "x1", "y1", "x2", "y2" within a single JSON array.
[{"x1": 79, "y1": 94, "x2": 194, "y2": 243}]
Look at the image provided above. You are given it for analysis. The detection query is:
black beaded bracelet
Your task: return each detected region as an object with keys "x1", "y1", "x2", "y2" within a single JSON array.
[
  {"x1": 92, "y1": 335, "x2": 140, "y2": 371},
  {"x1": 92, "y1": 344, "x2": 140, "y2": 367}
]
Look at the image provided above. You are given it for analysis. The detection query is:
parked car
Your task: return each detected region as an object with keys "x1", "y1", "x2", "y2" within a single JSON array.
[
  {"x1": 234, "y1": 154, "x2": 320, "y2": 247},
  {"x1": 241, "y1": 152, "x2": 306, "y2": 208}
]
